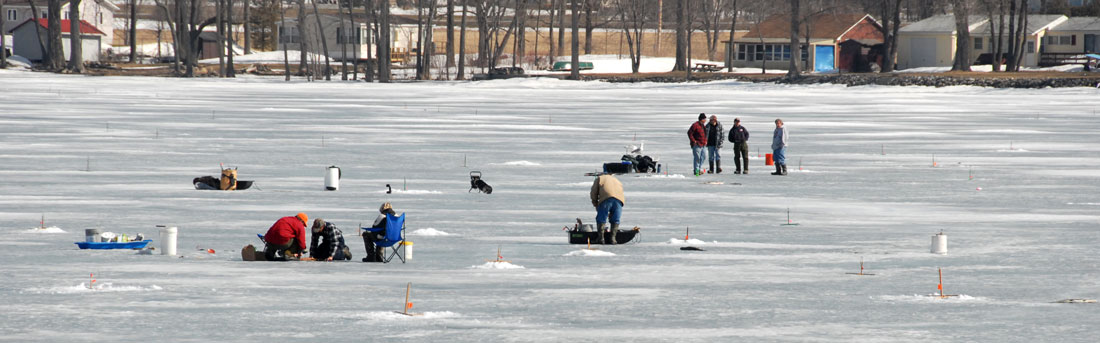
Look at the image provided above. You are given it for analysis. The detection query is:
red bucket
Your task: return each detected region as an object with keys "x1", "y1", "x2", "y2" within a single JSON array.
[{"x1": 765, "y1": 153, "x2": 774, "y2": 166}]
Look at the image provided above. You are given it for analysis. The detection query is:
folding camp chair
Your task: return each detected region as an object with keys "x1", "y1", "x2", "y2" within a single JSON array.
[{"x1": 360, "y1": 213, "x2": 407, "y2": 263}]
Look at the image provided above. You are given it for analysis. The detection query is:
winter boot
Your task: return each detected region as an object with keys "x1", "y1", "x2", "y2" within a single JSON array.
[
  {"x1": 610, "y1": 224, "x2": 620, "y2": 244},
  {"x1": 781, "y1": 164, "x2": 788, "y2": 175},
  {"x1": 772, "y1": 164, "x2": 782, "y2": 175},
  {"x1": 716, "y1": 161, "x2": 723, "y2": 174},
  {"x1": 734, "y1": 159, "x2": 742, "y2": 174},
  {"x1": 597, "y1": 224, "x2": 607, "y2": 244},
  {"x1": 707, "y1": 161, "x2": 714, "y2": 174}
]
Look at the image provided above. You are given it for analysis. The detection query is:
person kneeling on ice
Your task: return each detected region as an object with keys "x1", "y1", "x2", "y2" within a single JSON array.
[
  {"x1": 590, "y1": 174, "x2": 626, "y2": 244},
  {"x1": 309, "y1": 219, "x2": 351, "y2": 261},
  {"x1": 362, "y1": 202, "x2": 400, "y2": 262},
  {"x1": 263, "y1": 213, "x2": 309, "y2": 261}
]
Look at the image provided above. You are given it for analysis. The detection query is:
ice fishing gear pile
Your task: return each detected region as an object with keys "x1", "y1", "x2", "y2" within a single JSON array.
[
  {"x1": 469, "y1": 171, "x2": 493, "y2": 194},
  {"x1": 564, "y1": 218, "x2": 640, "y2": 245},
  {"x1": 194, "y1": 164, "x2": 253, "y2": 190}
]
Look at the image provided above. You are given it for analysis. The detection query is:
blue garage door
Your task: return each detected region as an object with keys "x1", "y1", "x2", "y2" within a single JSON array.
[{"x1": 814, "y1": 45, "x2": 835, "y2": 72}]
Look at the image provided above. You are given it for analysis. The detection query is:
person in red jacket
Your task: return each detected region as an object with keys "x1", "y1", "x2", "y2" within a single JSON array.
[
  {"x1": 263, "y1": 213, "x2": 309, "y2": 261},
  {"x1": 687, "y1": 113, "x2": 709, "y2": 176}
]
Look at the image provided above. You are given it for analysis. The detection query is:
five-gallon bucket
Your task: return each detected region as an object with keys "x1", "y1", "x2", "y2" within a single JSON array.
[
  {"x1": 160, "y1": 226, "x2": 178, "y2": 256},
  {"x1": 401, "y1": 241, "x2": 413, "y2": 260},
  {"x1": 765, "y1": 153, "x2": 774, "y2": 166},
  {"x1": 325, "y1": 166, "x2": 341, "y2": 191}
]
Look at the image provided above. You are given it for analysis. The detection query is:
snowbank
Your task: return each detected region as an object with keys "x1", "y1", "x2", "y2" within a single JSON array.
[
  {"x1": 563, "y1": 249, "x2": 617, "y2": 257},
  {"x1": 469, "y1": 261, "x2": 525, "y2": 269},
  {"x1": 26, "y1": 283, "x2": 163, "y2": 294},
  {"x1": 492, "y1": 160, "x2": 541, "y2": 166},
  {"x1": 408, "y1": 228, "x2": 452, "y2": 236},
  {"x1": 23, "y1": 226, "x2": 66, "y2": 233},
  {"x1": 356, "y1": 311, "x2": 461, "y2": 321},
  {"x1": 667, "y1": 238, "x2": 716, "y2": 245}
]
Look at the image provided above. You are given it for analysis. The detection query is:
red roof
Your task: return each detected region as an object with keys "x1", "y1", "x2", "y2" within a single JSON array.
[{"x1": 12, "y1": 19, "x2": 106, "y2": 36}]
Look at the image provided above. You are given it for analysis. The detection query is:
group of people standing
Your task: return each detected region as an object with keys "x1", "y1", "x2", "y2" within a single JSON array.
[{"x1": 688, "y1": 114, "x2": 788, "y2": 176}]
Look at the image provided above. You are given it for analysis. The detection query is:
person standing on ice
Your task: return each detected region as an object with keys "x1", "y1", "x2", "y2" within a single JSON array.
[
  {"x1": 309, "y1": 219, "x2": 351, "y2": 261},
  {"x1": 263, "y1": 213, "x2": 309, "y2": 261},
  {"x1": 705, "y1": 115, "x2": 724, "y2": 174},
  {"x1": 687, "y1": 113, "x2": 709, "y2": 176},
  {"x1": 728, "y1": 118, "x2": 750, "y2": 174},
  {"x1": 590, "y1": 174, "x2": 626, "y2": 244},
  {"x1": 771, "y1": 119, "x2": 789, "y2": 176}
]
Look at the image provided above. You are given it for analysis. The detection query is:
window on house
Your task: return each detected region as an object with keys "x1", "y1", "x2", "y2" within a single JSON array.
[
  {"x1": 974, "y1": 37, "x2": 983, "y2": 50},
  {"x1": 64, "y1": 12, "x2": 69, "y2": 20},
  {"x1": 6, "y1": 9, "x2": 16, "y2": 21},
  {"x1": 98, "y1": 13, "x2": 103, "y2": 25},
  {"x1": 1026, "y1": 41, "x2": 1035, "y2": 53},
  {"x1": 1059, "y1": 36, "x2": 1072, "y2": 45}
]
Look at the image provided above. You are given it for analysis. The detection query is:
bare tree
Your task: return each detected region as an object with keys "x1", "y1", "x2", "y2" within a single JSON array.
[
  {"x1": 548, "y1": 0, "x2": 556, "y2": 63},
  {"x1": 67, "y1": 0, "x2": 83, "y2": 72},
  {"x1": 672, "y1": 0, "x2": 689, "y2": 71},
  {"x1": 227, "y1": 0, "x2": 236, "y2": 77},
  {"x1": 725, "y1": 0, "x2": 738, "y2": 71},
  {"x1": 0, "y1": 0, "x2": 6, "y2": 68},
  {"x1": 47, "y1": 0, "x2": 64, "y2": 70},
  {"x1": 860, "y1": 0, "x2": 902, "y2": 72},
  {"x1": 515, "y1": 0, "x2": 528, "y2": 67},
  {"x1": 458, "y1": 0, "x2": 468, "y2": 79},
  {"x1": 615, "y1": 0, "x2": 651, "y2": 73},
  {"x1": 446, "y1": 0, "x2": 455, "y2": 73},
  {"x1": 244, "y1": 0, "x2": 251, "y2": 54},
  {"x1": 377, "y1": 0, "x2": 391, "y2": 82},
  {"x1": 786, "y1": 0, "x2": 800, "y2": 77},
  {"x1": 217, "y1": 0, "x2": 226, "y2": 76},
  {"x1": 296, "y1": 0, "x2": 307, "y2": 76},
  {"x1": 569, "y1": 0, "x2": 579, "y2": 79},
  {"x1": 280, "y1": 0, "x2": 290, "y2": 80},
  {"x1": 950, "y1": 0, "x2": 972, "y2": 71},
  {"x1": 130, "y1": 0, "x2": 138, "y2": 62},
  {"x1": 699, "y1": 0, "x2": 724, "y2": 62},
  {"x1": 310, "y1": 0, "x2": 331, "y2": 80}
]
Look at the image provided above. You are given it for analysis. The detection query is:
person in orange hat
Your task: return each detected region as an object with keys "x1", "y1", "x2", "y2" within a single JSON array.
[{"x1": 262, "y1": 213, "x2": 309, "y2": 261}]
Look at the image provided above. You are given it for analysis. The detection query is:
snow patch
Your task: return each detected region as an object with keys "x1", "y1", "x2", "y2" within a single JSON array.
[
  {"x1": 408, "y1": 228, "x2": 452, "y2": 236},
  {"x1": 356, "y1": 311, "x2": 461, "y2": 321},
  {"x1": 469, "y1": 261, "x2": 525, "y2": 269},
  {"x1": 667, "y1": 238, "x2": 715, "y2": 245},
  {"x1": 26, "y1": 283, "x2": 164, "y2": 294},
  {"x1": 23, "y1": 226, "x2": 66, "y2": 233},
  {"x1": 563, "y1": 249, "x2": 617, "y2": 257},
  {"x1": 374, "y1": 189, "x2": 443, "y2": 194},
  {"x1": 493, "y1": 160, "x2": 542, "y2": 166},
  {"x1": 637, "y1": 174, "x2": 686, "y2": 179},
  {"x1": 873, "y1": 294, "x2": 986, "y2": 303}
]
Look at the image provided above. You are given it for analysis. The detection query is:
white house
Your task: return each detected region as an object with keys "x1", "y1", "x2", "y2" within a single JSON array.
[
  {"x1": 896, "y1": 14, "x2": 1067, "y2": 69},
  {"x1": 1040, "y1": 16, "x2": 1100, "y2": 65},
  {"x1": 9, "y1": 18, "x2": 104, "y2": 62},
  {"x1": 2, "y1": 0, "x2": 117, "y2": 51},
  {"x1": 277, "y1": 14, "x2": 421, "y2": 64}
]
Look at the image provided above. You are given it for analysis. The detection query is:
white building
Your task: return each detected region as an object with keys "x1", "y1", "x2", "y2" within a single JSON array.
[
  {"x1": 8, "y1": 18, "x2": 104, "y2": 62},
  {"x1": 277, "y1": 14, "x2": 421, "y2": 64},
  {"x1": 896, "y1": 14, "x2": 1067, "y2": 69},
  {"x1": 3, "y1": 0, "x2": 118, "y2": 52}
]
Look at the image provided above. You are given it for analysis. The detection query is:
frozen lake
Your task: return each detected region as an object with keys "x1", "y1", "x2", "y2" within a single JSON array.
[{"x1": 1, "y1": 70, "x2": 1099, "y2": 342}]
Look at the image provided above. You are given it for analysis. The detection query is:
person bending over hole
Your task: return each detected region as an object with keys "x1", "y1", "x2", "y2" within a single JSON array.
[
  {"x1": 263, "y1": 213, "x2": 308, "y2": 261},
  {"x1": 309, "y1": 218, "x2": 351, "y2": 261}
]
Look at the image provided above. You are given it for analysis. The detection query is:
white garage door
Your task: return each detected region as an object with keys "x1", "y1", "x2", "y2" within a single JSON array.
[{"x1": 909, "y1": 37, "x2": 937, "y2": 68}]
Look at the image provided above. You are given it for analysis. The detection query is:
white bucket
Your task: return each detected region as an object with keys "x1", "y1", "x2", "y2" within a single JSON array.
[
  {"x1": 325, "y1": 166, "x2": 340, "y2": 191},
  {"x1": 160, "y1": 226, "x2": 178, "y2": 256},
  {"x1": 931, "y1": 233, "x2": 947, "y2": 255},
  {"x1": 402, "y1": 241, "x2": 413, "y2": 260}
]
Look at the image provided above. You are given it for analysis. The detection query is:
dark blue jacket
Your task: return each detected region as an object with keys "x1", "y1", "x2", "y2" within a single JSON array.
[{"x1": 729, "y1": 124, "x2": 749, "y2": 143}]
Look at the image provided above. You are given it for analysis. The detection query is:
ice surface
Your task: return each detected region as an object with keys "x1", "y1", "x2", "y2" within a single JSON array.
[
  {"x1": 22, "y1": 226, "x2": 66, "y2": 233},
  {"x1": 1, "y1": 69, "x2": 1099, "y2": 342},
  {"x1": 469, "y1": 262, "x2": 525, "y2": 269}
]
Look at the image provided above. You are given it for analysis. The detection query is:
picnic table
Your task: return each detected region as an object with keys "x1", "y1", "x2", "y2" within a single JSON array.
[{"x1": 692, "y1": 63, "x2": 722, "y2": 72}]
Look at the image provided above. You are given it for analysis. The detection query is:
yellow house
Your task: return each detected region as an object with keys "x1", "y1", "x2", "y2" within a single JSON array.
[
  {"x1": 897, "y1": 14, "x2": 1067, "y2": 69},
  {"x1": 1039, "y1": 17, "x2": 1100, "y2": 66}
]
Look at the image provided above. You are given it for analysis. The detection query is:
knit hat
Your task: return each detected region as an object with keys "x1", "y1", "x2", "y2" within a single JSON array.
[
  {"x1": 379, "y1": 202, "x2": 394, "y2": 214},
  {"x1": 311, "y1": 218, "x2": 326, "y2": 233},
  {"x1": 698, "y1": 113, "x2": 707, "y2": 120},
  {"x1": 296, "y1": 213, "x2": 308, "y2": 225}
]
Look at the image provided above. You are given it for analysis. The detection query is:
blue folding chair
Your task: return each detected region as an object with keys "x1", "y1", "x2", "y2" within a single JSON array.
[{"x1": 360, "y1": 213, "x2": 406, "y2": 263}]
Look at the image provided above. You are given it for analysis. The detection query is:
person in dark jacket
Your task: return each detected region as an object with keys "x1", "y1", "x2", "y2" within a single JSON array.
[
  {"x1": 687, "y1": 113, "x2": 708, "y2": 176},
  {"x1": 310, "y1": 219, "x2": 351, "y2": 261},
  {"x1": 362, "y1": 202, "x2": 398, "y2": 262},
  {"x1": 728, "y1": 118, "x2": 750, "y2": 174},
  {"x1": 705, "y1": 115, "x2": 725, "y2": 174},
  {"x1": 263, "y1": 213, "x2": 308, "y2": 261}
]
